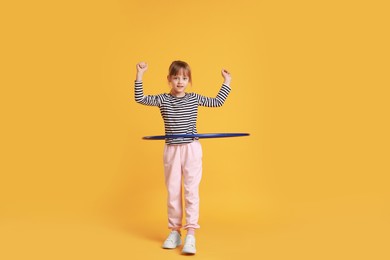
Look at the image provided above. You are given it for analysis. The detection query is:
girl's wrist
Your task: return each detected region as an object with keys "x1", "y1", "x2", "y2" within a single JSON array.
[{"x1": 136, "y1": 72, "x2": 144, "y2": 82}]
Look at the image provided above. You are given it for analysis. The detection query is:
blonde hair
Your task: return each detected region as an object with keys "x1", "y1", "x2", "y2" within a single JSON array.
[{"x1": 168, "y1": 60, "x2": 192, "y2": 84}]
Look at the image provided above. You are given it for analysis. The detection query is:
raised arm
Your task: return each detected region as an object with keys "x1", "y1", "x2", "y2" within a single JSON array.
[
  {"x1": 196, "y1": 69, "x2": 232, "y2": 107},
  {"x1": 134, "y1": 62, "x2": 162, "y2": 106}
]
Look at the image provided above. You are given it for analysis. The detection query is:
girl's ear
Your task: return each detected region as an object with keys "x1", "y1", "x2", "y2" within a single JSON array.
[{"x1": 167, "y1": 75, "x2": 172, "y2": 87}]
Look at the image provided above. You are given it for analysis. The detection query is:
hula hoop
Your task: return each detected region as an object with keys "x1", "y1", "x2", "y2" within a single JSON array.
[{"x1": 143, "y1": 133, "x2": 250, "y2": 140}]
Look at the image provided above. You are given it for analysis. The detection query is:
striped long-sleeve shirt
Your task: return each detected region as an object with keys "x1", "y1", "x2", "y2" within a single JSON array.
[{"x1": 135, "y1": 81, "x2": 231, "y2": 144}]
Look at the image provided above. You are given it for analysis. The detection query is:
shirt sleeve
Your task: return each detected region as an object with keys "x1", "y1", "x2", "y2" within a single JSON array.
[
  {"x1": 134, "y1": 81, "x2": 163, "y2": 107},
  {"x1": 195, "y1": 84, "x2": 231, "y2": 107}
]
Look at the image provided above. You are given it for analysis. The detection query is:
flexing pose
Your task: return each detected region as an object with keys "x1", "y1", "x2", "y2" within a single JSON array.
[{"x1": 135, "y1": 60, "x2": 231, "y2": 255}]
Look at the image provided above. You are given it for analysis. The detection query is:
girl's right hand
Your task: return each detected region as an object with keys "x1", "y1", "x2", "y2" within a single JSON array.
[{"x1": 136, "y1": 62, "x2": 148, "y2": 74}]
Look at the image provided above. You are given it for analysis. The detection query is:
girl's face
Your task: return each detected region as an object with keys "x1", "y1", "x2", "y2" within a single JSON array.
[{"x1": 168, "y1": 69, "x2": 190, "y2": 97}]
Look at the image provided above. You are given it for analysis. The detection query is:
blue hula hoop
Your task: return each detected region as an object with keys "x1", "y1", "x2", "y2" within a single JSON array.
[{"x1": 142, "y1": 133, "x2": 250, "y2": 140}]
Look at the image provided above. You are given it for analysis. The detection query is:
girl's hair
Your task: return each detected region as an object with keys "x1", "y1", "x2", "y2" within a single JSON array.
[{"x1": 168, "y1": 60, "x2": 192, "y2": 84}]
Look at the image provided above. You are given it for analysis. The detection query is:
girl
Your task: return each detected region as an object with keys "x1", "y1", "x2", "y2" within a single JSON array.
[{"x1": 134, "y1": 60, "x2": 231, "y2": 255}]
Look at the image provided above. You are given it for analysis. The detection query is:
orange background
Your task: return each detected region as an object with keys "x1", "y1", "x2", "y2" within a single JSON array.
[{"x1": 1, "y1": 0, "x2": 389, "y2": 259}]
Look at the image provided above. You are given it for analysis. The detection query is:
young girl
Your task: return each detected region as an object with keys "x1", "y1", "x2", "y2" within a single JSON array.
[{"x1": 134, "y1": 60, "x2": 232, "y2": 255}]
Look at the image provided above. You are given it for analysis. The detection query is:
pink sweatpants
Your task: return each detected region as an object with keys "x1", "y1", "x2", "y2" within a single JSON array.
[{"x1": 163, "y1": 140, "x2": 202, "y2": 230}]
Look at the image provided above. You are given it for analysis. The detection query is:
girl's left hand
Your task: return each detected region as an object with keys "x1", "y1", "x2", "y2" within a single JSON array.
[{"x1": 221, "y1": 69, "x2": 232, "y2": 85}]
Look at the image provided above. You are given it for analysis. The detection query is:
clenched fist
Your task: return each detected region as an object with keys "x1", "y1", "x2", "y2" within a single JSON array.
[
  {"x1": 136, "y1": 62, "x2": 148, "y2": 74},
  {"x1": 221, "y1": 69, "x2": 232, "y2": 86}
]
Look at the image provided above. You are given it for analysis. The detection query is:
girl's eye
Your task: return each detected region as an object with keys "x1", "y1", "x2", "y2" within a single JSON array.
[{"x1": 183, "y1": 78, "x2": 188, "y2": 80}]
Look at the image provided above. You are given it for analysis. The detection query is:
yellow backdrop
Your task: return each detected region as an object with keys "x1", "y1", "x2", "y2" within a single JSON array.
[{"x1": 1, "y1": 0, "x2": 389, "y2": 259}]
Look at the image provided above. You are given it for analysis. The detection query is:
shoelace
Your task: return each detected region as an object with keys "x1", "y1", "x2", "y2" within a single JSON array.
[
  {"x1": 185, "y1": 237, "x2": 195, "y2": 247},
  {"x1": 167, "y1": 232, "x2": 179, "y2": 243}
]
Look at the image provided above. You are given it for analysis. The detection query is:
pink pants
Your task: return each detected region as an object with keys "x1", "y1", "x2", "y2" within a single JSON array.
[{"x1": 163, "y1": 140, "x2": 202, "y2": 230}]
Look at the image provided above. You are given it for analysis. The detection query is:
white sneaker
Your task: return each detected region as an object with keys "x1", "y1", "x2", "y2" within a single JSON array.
[
  {"x1": 182, "y1": 235, "x2": 196, "y2": 254},
  {"x1": 162, "y1": 231, "x2": 181, "y2": 249}
]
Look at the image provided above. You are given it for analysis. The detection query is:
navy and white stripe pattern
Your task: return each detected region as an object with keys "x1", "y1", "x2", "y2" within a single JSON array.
[{"x1": 135, "y1": 81, "x2": 231, "y2": 144}]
